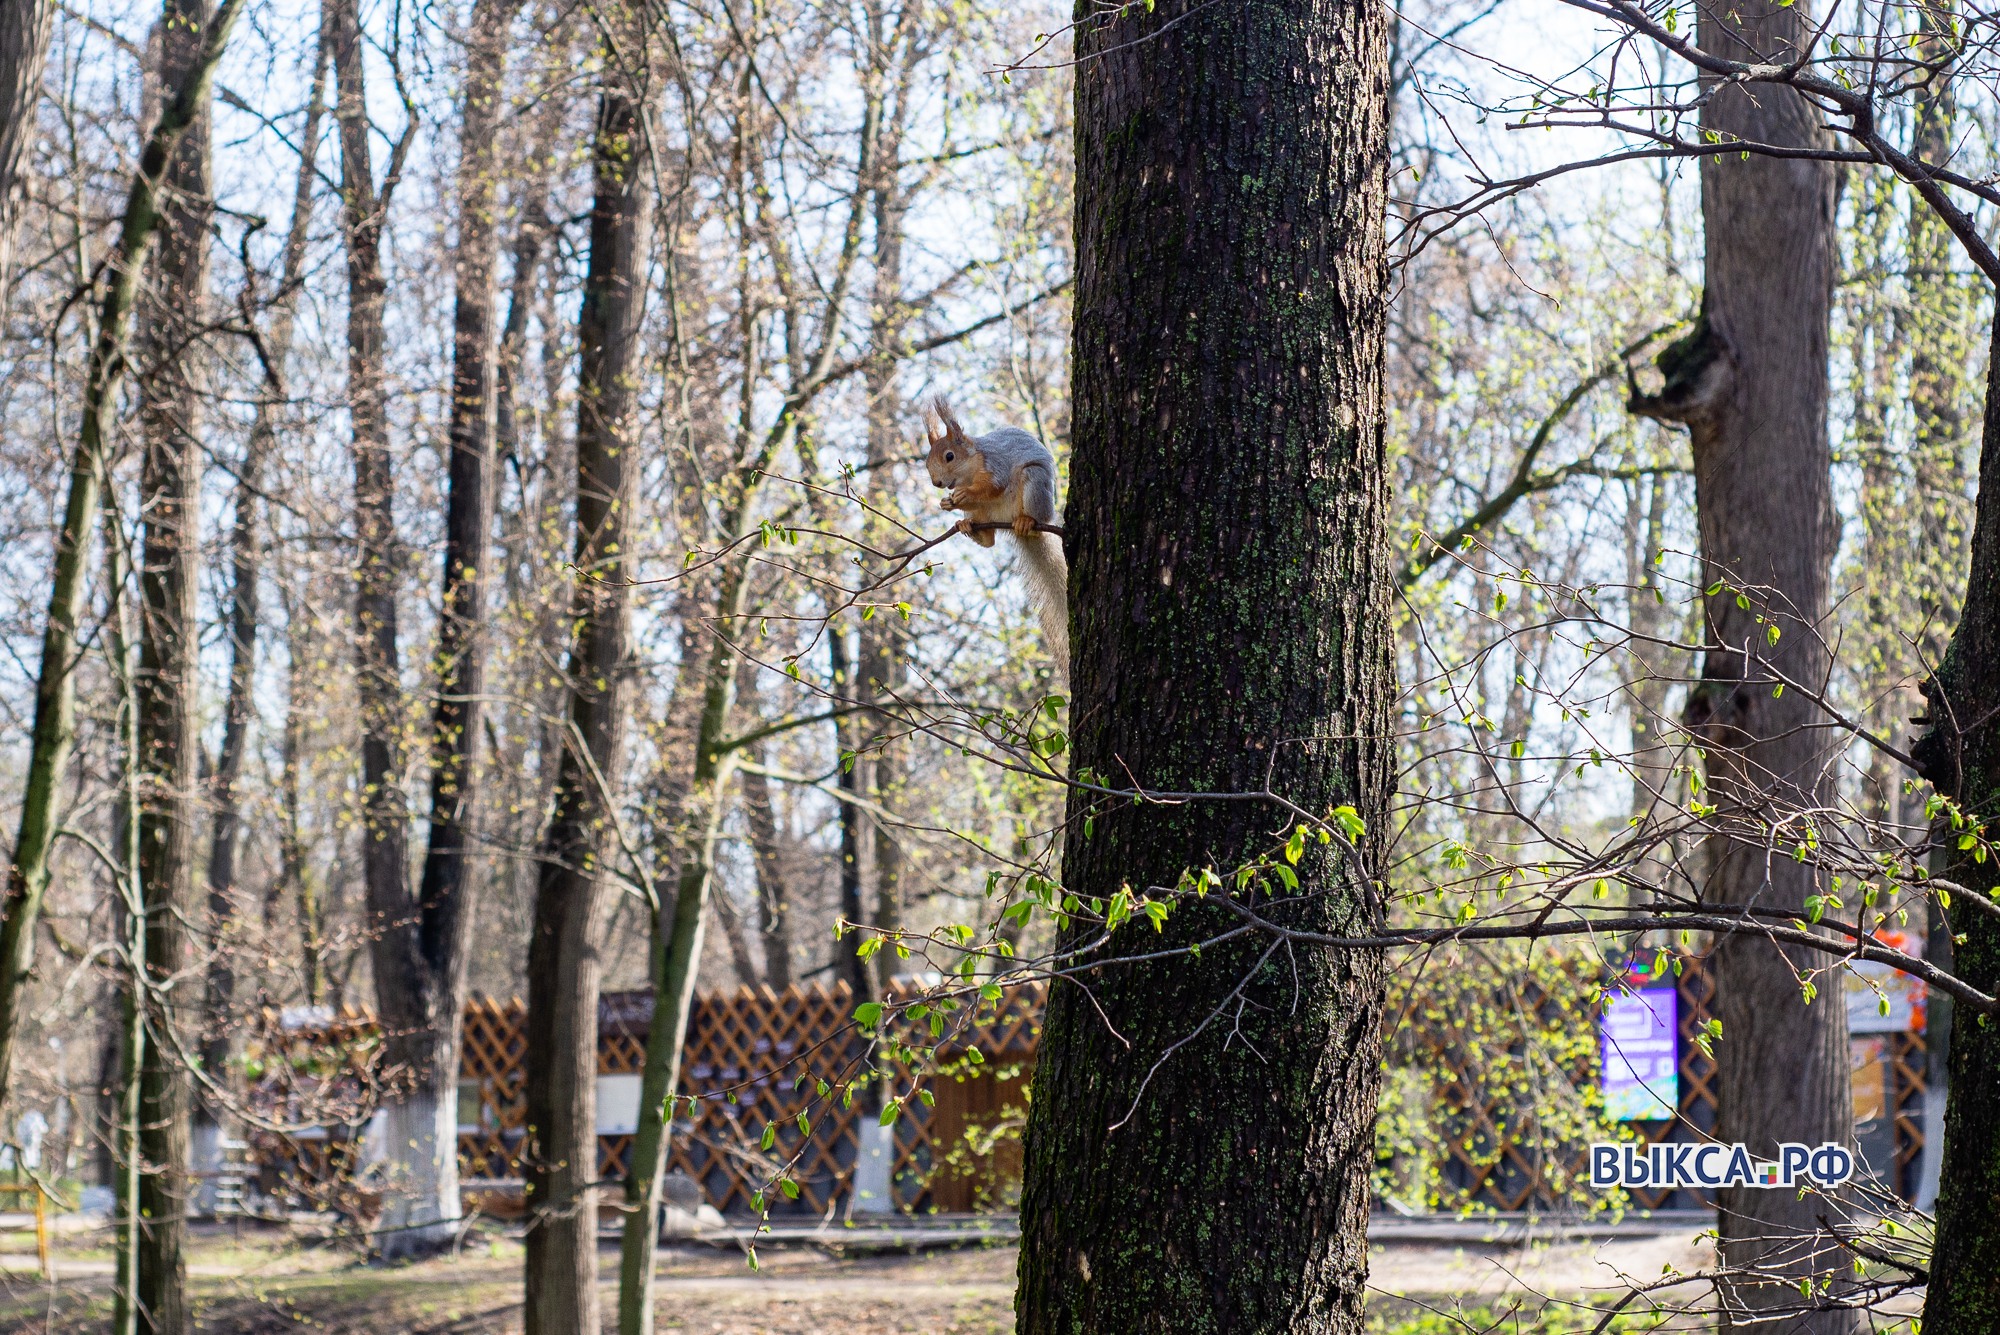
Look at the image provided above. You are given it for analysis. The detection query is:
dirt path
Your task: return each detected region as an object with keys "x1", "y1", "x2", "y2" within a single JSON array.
[{"x1": 0, "y1": 1222, "x2": 1720, "y2": 1333}]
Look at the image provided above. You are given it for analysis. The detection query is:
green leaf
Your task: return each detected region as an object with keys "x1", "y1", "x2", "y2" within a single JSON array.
[
  {"x1": 1331, "y1": 805, "x2": 1366, "y2": 840},
  {"x1": 879, "y1": 1102, "x2": 900, "y2": 1127},
  {"x1": 760, "y1": 1122, "x2": 777, "y2": 1151},
  {"x1": 779, "y1": 1176, "x2": 800, "y2": 1199},
  {"x1": 854, "y1": 1001, "x2": 884, "y2": 1027}
]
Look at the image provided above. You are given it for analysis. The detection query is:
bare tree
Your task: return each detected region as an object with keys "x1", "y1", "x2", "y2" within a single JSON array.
[
  {"x1": 0, "y1": 0, "x2": 51, "y2": 293},
  {"x1": 523, "y1": 11, "x2": 653, "y2": 1327},
  {"x1": 129, "y1": 0, "x2": 221, "y2": 1322},
  {"x1": 0, "y1": 0, "x2": 243, "y2": 1127},
  {"x1": 368, "y1": 0, "x2": 524, "y2": 1257}
]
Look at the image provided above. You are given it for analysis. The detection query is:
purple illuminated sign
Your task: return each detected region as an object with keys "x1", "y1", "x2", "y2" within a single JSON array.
[{"x1": 1601, "y1": 987, "x2": 1678, "y2": 1121}]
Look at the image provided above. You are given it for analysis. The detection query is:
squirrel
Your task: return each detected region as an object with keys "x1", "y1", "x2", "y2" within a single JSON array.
[{"x1": 923, "y1": 397, "x2": 1069, "y2": 680}]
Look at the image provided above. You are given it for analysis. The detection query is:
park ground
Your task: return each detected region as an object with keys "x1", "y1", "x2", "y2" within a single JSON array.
[{"x1": 0, "y1": 1215, "x2": 1723, "y2": 1333}]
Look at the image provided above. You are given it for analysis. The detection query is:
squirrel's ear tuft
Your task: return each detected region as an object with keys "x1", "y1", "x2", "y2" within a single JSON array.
[{"x1": 929, "y1": 395, "x2": 965, "y2": 447}]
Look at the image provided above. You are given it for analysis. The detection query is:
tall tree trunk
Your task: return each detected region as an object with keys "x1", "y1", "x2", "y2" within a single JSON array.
[
  {"x1": 0, "y1": 0, "x2": 52, "y2": 294},
  {"x1": 0, "y1": 0, "x2": 241, "y2": 1114},
  {"x1": 328, "y1": 0, "x2": 411, "y2": 1036},
  {"x1": 131, "y1": 0, "x2": 216, "y2": 1320},
  {"x1": 279, "y1": 582, "x2": 325, "y2": 1005},
  {"x1": 1628, "y1": 4, "x2": 1852, "y2": 1327},
  {"x1": 737, "y1": 689, "x2": 795, "y2": 989},
  {"x1": 192, "y1": 27, "x2": 327, "y2": 1214},
  {"x1": 1914, "y1": 327, "x2": 2000, "y2": 1332},
  {"x1": 102, "y1": 483, "x2": 144, "y2": 1335},
  {"x1": 829, "y1": 623, "x2": 870, "y2": 1003},
  {"x1": 1014, "y1": 2, "x2": 1392, "y2": 1331},
  {"x1": 524, "y1": 47, "x2": 651, "y2": 1334},
  {"x1": 364, "y1": 0, "x2": 520, "y2": 1257},
  {"x1": 859, "y1": 68, "x2": 909, "y2": 998}
]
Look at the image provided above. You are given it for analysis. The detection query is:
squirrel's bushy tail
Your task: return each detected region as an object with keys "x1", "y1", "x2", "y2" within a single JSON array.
[{"x1": 1015, "y1": 531, "x2": 1070, "y2": 682}]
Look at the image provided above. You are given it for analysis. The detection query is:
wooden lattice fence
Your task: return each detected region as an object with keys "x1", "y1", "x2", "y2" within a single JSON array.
[
  {"x1": 453, "y1": 981, "x2": 1043, "y2": 1215},
  {"x1": 253, "y1": 955, "x2": 1926, "y2": 1217}
]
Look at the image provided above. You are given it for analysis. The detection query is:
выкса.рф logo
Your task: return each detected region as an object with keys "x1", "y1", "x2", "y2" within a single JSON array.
[{"x1": 1589, "y1": 1142, "x2": 1854, "y2": 1191}]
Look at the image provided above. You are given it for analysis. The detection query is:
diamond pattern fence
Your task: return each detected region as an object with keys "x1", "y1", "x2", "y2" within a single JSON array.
[{"x1": 252, "y1": 955, "x2": 1925, "y2": 1217}]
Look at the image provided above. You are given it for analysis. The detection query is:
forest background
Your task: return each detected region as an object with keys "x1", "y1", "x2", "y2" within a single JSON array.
[{"x1": 0, "y1": 0, "x2": 1981, "y2": 1324}]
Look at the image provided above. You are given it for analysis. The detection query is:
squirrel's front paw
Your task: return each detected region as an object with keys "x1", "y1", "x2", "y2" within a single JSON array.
[
  {"x1": 941, "y1": 488, "x2": 967, "y2": 510},
  {"x1": 954, "y1": 517, "x2": 976, "y2": 536},
  {"x1": 1012, "y1": 513, "x2": 1038, "y2": 537}
]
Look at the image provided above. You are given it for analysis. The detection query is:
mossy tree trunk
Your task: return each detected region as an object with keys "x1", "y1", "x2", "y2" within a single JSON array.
[
  {"x1": 1014, "y1": 2, "x2": 1392, "y2": 1332},
  {"x1": 131, "y1": 0, "x2": 217, "y2": 1322},
  {"x1": 1914, "y1": 327, "x2": 2000, "y2": 1331}
]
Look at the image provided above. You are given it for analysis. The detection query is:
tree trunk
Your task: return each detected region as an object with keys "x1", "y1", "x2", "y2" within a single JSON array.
[
  {"x1": 364, "y1": 0, "x2": 520, "y2": 1258},
  {"x1": 829, "y1": 623, "x2": 872, "y2": 1004},
  {"x1": 328, "y1": 0, "x2": 416, "y2": 1121},
  {"x1": 1913, "y1": 328, "x2": 2000, "y2": 1331},
  {"x1": 1628, "y1": 4, "x2": 1852, "y2": 1328},
  {"x1": 1014, "y1": 3, "x2": 1392, "y2": 1331},
  {"x1": 131, "y1": 0, "x2": 217, "y2": 1320},
  {"x1": 0, "y1": 0, "x2": 241, "y2": 1115},
  {"x1": 739, "y1": 759, "x2": 794, "y2": 989},
  {"x1": 0, "y1": 0, "x2": 52, "y2": 294},
  {"x1": 103, "y1": 484, "x2": 144, "y2": 1335},
  {"x1": 859, "y1": 91, "x2": 908, "y2": 999},
  {"x1": 279, "y1": 582, "x2": 325, "y2": 1005},
  {"x1": 193, "y1": 26, "x2": 327, "y2": 1214},
  {"x1": 616, "y1": 557, "x2": 752, "y2": 1334},
  {"x1": 524, "y1": 59, "x2": 651, "y2": 1335}
]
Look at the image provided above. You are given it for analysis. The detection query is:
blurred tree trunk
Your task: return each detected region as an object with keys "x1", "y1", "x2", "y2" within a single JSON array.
[
  {"x1": 1627, "y1": 3, "x2": 1853, "y2": 1328},
  {"x1": 0, "y1": 0, "x2": 51, "y2": 293},
  {"x1": 366, "y1": 0, "x2": 522, "y2": 1258},
  {"x1": 192, "y1": 27, "x2": 327, "y2": 1214},
  {"x1": 740, "y1": 761, "x2": 794, "y2": 988},
  {"x1": 735, "y1": 665, "x2": 796, "y2": 990},
  {"x1": 328, "y1": 0, "x2": 424, "y2": 1221},
  {"x1": 131, "y1": 0, "x2": 218, "y2": 1321},
  {"x1": 524, "y1": 28, "x2": 651, "y2": 1330},
  {"x1": 1015, "y1": 2, "x2": 1392, "y2": 1331},
  {"x1": 0, "y1": 0, "x2": 239, "y2": 1118},
  {"x1": 858, "y1": 19, "x2": 913, "y2": 995}
]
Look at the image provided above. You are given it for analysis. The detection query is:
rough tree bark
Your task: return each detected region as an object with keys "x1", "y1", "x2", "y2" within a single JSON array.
[
  {"x1": 523, "y1": 42, "x2": 650, "y2": 1334},
  {"x1": 130, "y1": 0, "x2": 217, "y2": 1323},
  {"x1": 1013, "y1": 2, "x2": 1392, "y2": 1331},
  {"x1": 0, "y1": 0, "x2": 241, "y2": 1115},
  {"x1": 1626, "y1": 3, "x2": 1853, "y2": 1328},
  {"x1": 0, "y1": 0, "x2": 51, "y2": 293},
  {"x1": 369, "y1": 0, "x2": 521, "y2": 1257},
  {"x1": 1913, "y1": 318, "x2": 2000, "y2": 1330}
]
